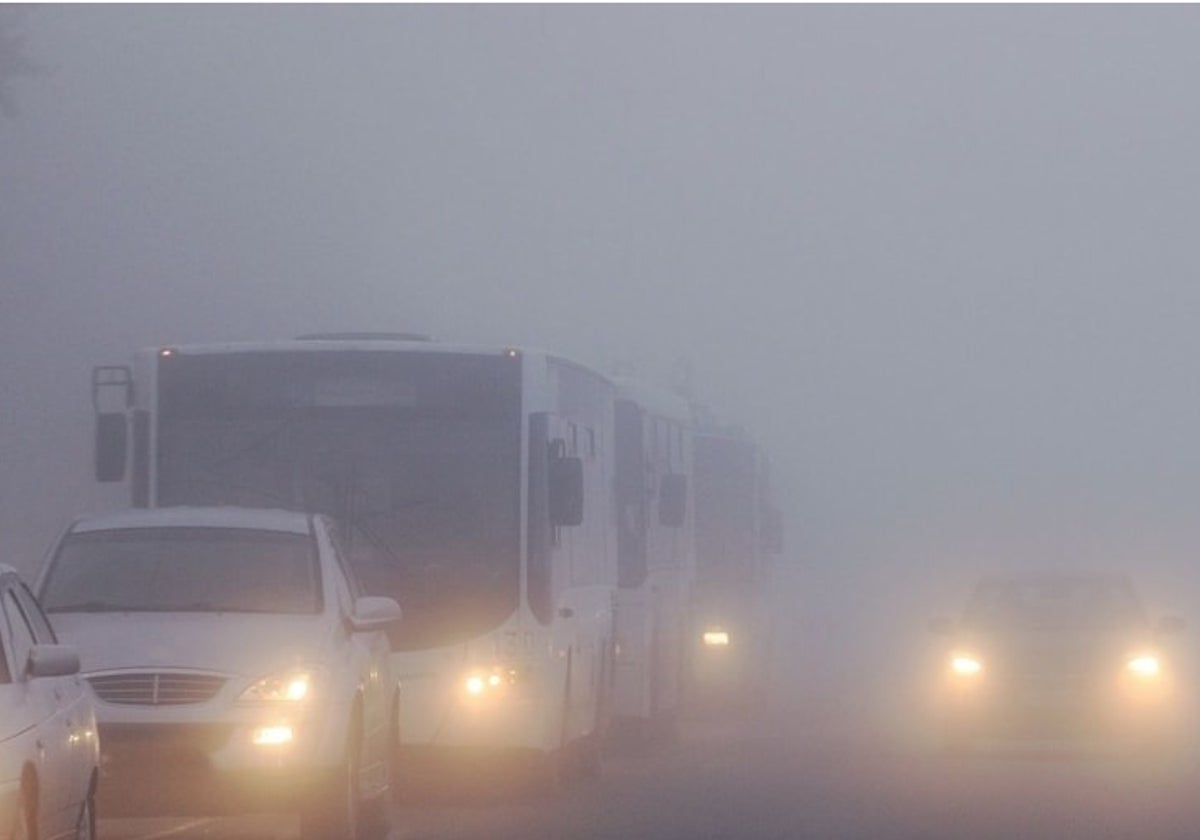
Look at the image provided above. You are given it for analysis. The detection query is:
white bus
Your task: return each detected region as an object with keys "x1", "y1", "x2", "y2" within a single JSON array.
[
  {"x1": 91, "y1": 335, "x2": 618, "y2": 782},
  {"x1": 610, "y1": 379, "x2": 694, "y2": 742}
]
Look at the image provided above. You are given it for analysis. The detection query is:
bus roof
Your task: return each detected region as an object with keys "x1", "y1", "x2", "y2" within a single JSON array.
[
  {"x1": 141, "y1": 338, "x2": 611, "y2": 382},
  {"x1": 611, "y1": 376, "x2": 692, "y2": 422}
]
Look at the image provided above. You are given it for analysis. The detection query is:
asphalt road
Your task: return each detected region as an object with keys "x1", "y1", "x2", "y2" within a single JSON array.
[{"x1": 100, "y1": 694, "x2": 1200, "y2": 840}]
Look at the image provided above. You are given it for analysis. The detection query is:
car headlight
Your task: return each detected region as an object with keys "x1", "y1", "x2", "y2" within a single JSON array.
[
  {"x1": 950, "y1": 654, "x2": 983, "y2": 676},
  {"x1": 238, "y1": 669, "x2": 320, "y2": 704},
  {"x1": 1125, "y1": 654, "x2": 1160, "y2": 678}
]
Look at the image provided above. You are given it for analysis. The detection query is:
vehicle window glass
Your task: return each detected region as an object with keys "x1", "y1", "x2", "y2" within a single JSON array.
[
  {"x1": 14, "y1": 583, "x2": 57, "y2": 644},
  {"x1": 41, "y1": 527, "x2": 322, "y2": 614},
  {"x1": 964, "y1": 577, "x2": 1146, "y2": 629},
  {"x1": 3, "y1": 590, "x2": 37, "y2": 678},
  {"x1": 0, "y1": 592, "x2": 12, "y2": 684}
]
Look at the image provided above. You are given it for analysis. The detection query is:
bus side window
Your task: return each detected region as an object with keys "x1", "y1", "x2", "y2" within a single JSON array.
[
  {"x1": 132, "y1": 410, "x2": 150, "y2": 507},
  {"x1": 527, "y1": 413, "x2": 552, "y2": 624}
]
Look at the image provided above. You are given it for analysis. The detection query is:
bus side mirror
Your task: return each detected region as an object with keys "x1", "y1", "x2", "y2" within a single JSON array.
[
  {"x1": 549, "y1": 456, "x2": 584, "y2": 527},
  {"x1": 93, "y1": 365, "x2": 132, "y2": 483},
  {"x1": 95, "y1": 412, "x2": 128, "y2": 482},
  {"x1": 761, "y1": 507, "x2": 784, "y2": 555},
  {"x1": 659, "y1": 473, "x2": 687, "y2": 528}
]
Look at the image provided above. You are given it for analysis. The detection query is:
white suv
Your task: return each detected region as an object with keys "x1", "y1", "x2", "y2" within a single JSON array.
[{"x1": 36, "y1": 507, "x2": 401, "y2": 839}]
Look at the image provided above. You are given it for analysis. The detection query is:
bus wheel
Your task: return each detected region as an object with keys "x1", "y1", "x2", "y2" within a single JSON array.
[
  {"x1": 575, "y1": 732, "x2": 603, "y2": 779},
  {"x1": 525, "y1": 747, "x2": 566, "y2": 797}
]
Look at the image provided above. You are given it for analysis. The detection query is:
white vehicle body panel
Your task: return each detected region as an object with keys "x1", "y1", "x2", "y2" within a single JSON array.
[
  {"x1": 0, "y1": 566, "x2": 98, "y2": 840},
  {"x1": 611, "y1": 380, "x2": 695, "y2": 725},
  {"x1": 34, "y1": 510, "x2": 396, "y2": 817}
]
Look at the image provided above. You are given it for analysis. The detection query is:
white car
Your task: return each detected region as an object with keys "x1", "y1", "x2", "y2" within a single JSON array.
[
  {"x1": 0, "y1": 564, "x2": 99, "y2": 840},
  {"x1": 35, "y1": 507, "x2": 402, "y2": 840}
]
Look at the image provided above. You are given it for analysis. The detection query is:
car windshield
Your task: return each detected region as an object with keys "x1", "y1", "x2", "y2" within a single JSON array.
[
  {"x1": 41, "y1": 527, "x2": 321, "y2": 614},
  {"x1": 962, "y1": 577, "x2": 1147, "y2": 631}
]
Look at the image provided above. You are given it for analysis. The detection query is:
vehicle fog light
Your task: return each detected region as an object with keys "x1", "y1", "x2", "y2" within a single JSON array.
[{"x1": 252, "y1": 725, "x2": 294, "y2": 746}]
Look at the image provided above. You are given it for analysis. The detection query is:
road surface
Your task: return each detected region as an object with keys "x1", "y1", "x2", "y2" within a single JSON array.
[{"x1": 100, "y1": 696, "x2": 1200, "y2": 840}]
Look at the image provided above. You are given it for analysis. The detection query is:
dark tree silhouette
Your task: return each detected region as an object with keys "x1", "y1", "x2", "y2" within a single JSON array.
[{"x1": 0, "y1": 7, "x2": 37, "y2": 118}]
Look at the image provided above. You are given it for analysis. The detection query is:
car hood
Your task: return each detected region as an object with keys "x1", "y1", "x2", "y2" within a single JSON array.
[
  {"x1": 956, "y1": 625, "x2": 1156, "y2": 678},
  {"x1": 49, "y1": 611, "x2": 337, "y2": 677}
]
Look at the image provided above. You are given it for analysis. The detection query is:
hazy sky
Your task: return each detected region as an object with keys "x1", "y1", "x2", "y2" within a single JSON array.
[{"x1": 5, "y1": 5, "x2": 1200, "y2": 693}]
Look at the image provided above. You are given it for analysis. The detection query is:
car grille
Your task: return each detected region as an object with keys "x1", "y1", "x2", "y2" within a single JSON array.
[{"x1": 88, "y1": 672, "x2": 226, "y2": 706}]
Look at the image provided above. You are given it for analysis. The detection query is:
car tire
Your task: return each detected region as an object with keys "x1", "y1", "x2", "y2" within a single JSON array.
[
  {"x1": 75, "y1": 782, "x2": 96, "y2": 840},
  {"x1": 299, "y1": 732, "x2": 361, "y2": 840},
  {"x1": 14, "y1": 781, "x2": 35, "y2": 840}
]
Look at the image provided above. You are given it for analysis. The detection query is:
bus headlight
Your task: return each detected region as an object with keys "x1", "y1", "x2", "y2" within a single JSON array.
[
  {"x1": 702, "y1": 629, "x2": 730, "y2": 647},
  {"x1": 462, "y1": 665, "x2": 519, "y2": 698}
]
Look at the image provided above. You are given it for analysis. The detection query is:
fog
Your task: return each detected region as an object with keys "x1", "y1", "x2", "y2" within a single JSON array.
[{"x1": 5, "y1": 5, "x2": 1200, "y2": 825}]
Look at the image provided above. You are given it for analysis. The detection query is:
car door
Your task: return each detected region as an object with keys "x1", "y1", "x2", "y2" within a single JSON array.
[
  {"x1": 11, "y1": 580, "x2": 92, "y2": 830},
  {"x1": 323, "y1": 520, "x2": 392, "y2": 785},
  {"x1": 0, "y1": 578, "x2": 79, "y2": 840}
]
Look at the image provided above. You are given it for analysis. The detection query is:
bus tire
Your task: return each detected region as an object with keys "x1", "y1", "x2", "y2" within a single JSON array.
[{"x1": 576, "y1": 732, "x2": 603, "y2": 779}]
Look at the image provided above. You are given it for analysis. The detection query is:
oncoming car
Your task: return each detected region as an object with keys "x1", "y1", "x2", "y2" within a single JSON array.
[
  {"x1": 0, "y1": 564, "x2": 99, "y2": 840},
  {"x1": 929, "y1": 572, "x2": 1185, "y2": 753},
  {"x1": 35, "y1": 508, "x2": 402, "y2": 839}
]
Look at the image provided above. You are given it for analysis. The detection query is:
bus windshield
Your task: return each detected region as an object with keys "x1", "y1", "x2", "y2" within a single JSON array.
[{"x1": 155, "y1": 350, "x2": 522, "y2": 648}]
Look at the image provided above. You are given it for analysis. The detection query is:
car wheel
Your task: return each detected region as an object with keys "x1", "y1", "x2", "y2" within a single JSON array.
[
  {"x1": 299, "y1": 734, "x2": 360, "y2": 840},
  {"x1": 13, "y1": 782, "x2": 35, "y2": 840},
  {"x1": 74, "y1": 784, "x2": 96, "y2": 840}
]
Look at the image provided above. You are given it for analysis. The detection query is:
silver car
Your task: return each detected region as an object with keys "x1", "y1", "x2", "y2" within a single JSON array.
[
  {"x1": 36, "y1": 507, "x2": 402, "y2": 839},
  {"x1": 0, "y1": 564, "x2": 99, "y2": 840}
]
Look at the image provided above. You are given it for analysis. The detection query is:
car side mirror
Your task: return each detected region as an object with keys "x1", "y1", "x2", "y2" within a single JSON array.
[
  {"x1": 927, "y1": 617, "x2": 955, "y2": 636},
  {"x1": 658, "y1": 473, "x2": 687, "y2": 528},
  {"x1": 348, "y1": 596, "x2": 402, "y2": 633},
  {"x1": 27, "y1": 644, "x2": 81, "y2": 679},
  {"x1": 549, "y1": 455, "x2": 584, "y2": 527}
]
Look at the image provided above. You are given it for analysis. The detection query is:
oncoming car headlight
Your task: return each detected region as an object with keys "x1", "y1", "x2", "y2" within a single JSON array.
[
  {"x1": 949, "y1": 654, "x2": 983, "y2": 677},
  {"x1": 1125, "y1": 654, "x2": 1160, "y2": 678},
  {"x1": 238, "y1": 669, "x2": 320, "y2": 704}
]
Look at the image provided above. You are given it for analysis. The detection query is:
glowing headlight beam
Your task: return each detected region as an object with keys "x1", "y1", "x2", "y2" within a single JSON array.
[
  {"x1": 238, "y1": 670, "x2": 317, "y2": 704},
  {"x1": 1126, "y1": 655, "x2": 1160, "y2": 677},
  {"x1": 252, "y1": 725, "x2": 294, "y2": 746},
  {"x1": 702, "y1": 630, "x2": 730, "y2": 647},
  {"x1": 950, "y1": 655, "x2": 983, "y2": 676}
]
